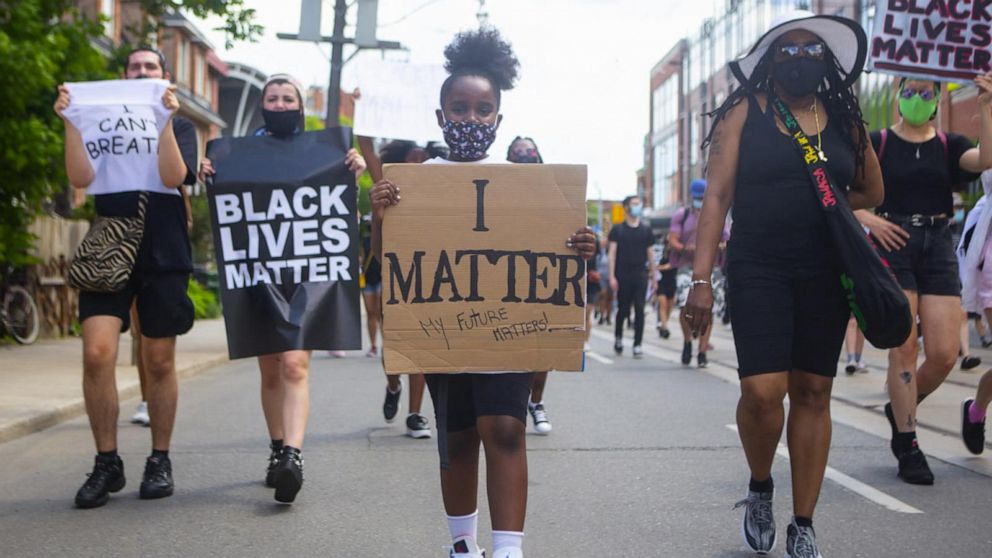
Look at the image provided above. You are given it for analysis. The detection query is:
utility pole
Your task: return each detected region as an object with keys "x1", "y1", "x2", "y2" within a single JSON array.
[
  {"x1": 327, "y1": 0, "x2": 348, "y2": 126},
  {"x1": 476, "y1": 0, "x2": 489, "y2": 25},
  {"x1": 278, "y1": 0, "x2": 403, "y2": 128}
]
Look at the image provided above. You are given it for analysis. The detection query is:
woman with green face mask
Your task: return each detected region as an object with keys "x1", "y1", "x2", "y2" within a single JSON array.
[{"x1": 854, "y1": 72, "x2": 992, "y2": 487}]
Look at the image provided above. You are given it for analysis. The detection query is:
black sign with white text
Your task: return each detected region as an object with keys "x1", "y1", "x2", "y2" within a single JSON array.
[{"x1": 206, "y1": 129, "x2": 361, "y2": 359}]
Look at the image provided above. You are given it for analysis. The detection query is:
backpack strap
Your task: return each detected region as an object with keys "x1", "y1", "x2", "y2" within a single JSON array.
[
  {"x1": 937, "y1": 130, "x2": 948, "y2": 161},
  {"x1": 878, "y1": 128, "x2": 889, "y2": 161}
]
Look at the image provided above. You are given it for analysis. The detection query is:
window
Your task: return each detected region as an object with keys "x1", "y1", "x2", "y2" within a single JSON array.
[
  {"x1": 652, "y1": 76, "x2": 680, "y2": 134},
  {"x1": 100, "y1": 0, "x2": 115, "y2": 37},
  {"x1": 194, "y1": 51, "x2": 207, "y2": 97},
  {"x1": 175, "y1": 39, "x2": 189, "y2": 86},
  {"x1": 653, "y1": 133, "x2": 679, "y2": 209}
]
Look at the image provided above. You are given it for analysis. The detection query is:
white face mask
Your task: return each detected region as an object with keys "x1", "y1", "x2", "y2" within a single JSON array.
[
  {"x1": 692, "y1": 199, "x2": 703, "y2": 209},
  {"x1": 629, "y1": 204, "x2": 643, "y2": 217}
]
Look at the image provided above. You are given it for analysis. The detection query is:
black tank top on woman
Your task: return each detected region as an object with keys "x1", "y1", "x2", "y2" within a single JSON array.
[{"x1": 728, "y1": 94, "x2": 855, "y2": 275}]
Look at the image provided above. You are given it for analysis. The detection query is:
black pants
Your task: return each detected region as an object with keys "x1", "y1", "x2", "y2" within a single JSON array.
[{"x1": 615, "y1": 272, "x2": 647, "y2": 345}]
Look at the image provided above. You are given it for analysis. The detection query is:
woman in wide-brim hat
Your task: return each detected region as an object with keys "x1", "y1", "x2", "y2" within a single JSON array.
[{"x1": 684, "y1": 10, "x2": 883, "y2": 557}]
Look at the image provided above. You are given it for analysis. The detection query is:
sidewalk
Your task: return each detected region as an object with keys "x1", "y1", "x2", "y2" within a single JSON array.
[{"x1": 0, "y1": 319, "x2": 229, "y2": 444}]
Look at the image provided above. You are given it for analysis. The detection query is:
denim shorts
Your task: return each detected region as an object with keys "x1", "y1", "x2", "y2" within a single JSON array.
[{"x1": 875, "y1": 221, "x2": 960, "y2": 297}]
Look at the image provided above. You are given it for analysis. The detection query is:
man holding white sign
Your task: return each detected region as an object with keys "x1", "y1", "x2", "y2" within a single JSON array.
[{"x1": 56, "y1": 74, "x2": 192, "y2": 509}]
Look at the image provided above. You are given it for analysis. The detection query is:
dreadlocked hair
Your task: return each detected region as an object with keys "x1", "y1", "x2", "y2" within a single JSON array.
[
  {"x1": 440, "y1": 26, "x2": 519, "y2": 108},
  {"x1": 702, "y1": 47, "x2": 868, "y2": 176}
]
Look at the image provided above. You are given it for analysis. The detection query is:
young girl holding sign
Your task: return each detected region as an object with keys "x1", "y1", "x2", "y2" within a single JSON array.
[
  {"x1": 200, "y1": 75, "x2": 366, "y2": 504},
  {"x1": 854, "y1": 72, "x2": 992, "y2": 485},
  {"x1": 370, "y1": 28, "x2": 595, "y2": 558}
]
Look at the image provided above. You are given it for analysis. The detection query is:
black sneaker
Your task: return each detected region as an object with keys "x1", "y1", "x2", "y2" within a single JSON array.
[
  {"x1": 383, "y1": 384, "x2": 402, "y2": 423},
  {"x1": 139, "y1": 454, "x2": 174, "y2": 499},
  {"x1": 884, "y1": 402, "x2": 898, "y2": 458},
  {"x1": 273, "y1": 446, "x2": 304, "y2": 504},
  {"x1": 962, "y1": 399, "x2": 986, "y2": 455},
  {"x1": 896, "y1": 447, "x2": 934, "y2": 485},
  {"x1": 265, "y1": 443, "x2": 281, "y2": 488},
  {"x1": 658, "y1": 326, "x2": 670, "y2": 339},
  {"x1": 697, "y1": 352, "x2": 708, "y2": 369},
  {"x1": 405, "y1": 413, "x2": 432, "y2": 439},
  {"x1": 681, "y1": 341, "x2": 692, "y2": 366},
  {"x1": 962, "y1": 355, "x2": 982, "y2": 371},
  {"x1": 844, "y1": 362, "x2": 857, "y2": 375},
  {"x1": 982, "y1": 337, "x2": 992, "y2": 349},
  {"x1": 75, "y1": 454, "x2": 126, "y2": 509},
  {"x1": 614, "y1": 338, "x2": 623, "y2": 355}
]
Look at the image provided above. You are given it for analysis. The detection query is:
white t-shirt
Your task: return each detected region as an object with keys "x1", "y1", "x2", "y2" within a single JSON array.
[{"x1": 63, "y1": 79, "x2": 177, "y2": 196}]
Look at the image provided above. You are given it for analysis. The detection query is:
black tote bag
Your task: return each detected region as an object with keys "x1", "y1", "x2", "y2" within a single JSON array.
[{"x1": 770, "y1": 96, "x2": 911, "y2": 349}]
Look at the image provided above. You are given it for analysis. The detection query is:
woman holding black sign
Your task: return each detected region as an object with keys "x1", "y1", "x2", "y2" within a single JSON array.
[
  {"x1": 853, "y1": 73, "x2": 991, "y2": 486},
  {"x1": 370, "y1": 28, "x2": 595, "y2": 558},
  {"x1": 200, "y1": 75, "x2": 366, "y2": 504},
  {"x1": 684, "y1": 11, "x2": 883, "y2": 557}
]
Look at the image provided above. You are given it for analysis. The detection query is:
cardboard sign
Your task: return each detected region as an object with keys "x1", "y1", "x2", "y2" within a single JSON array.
[
  {"x1": 206, "y1": 129, "x2": 362, "y2": 359},
  {"x1": 381, "y1": 164, "x2": 588, "y2": 374},
  {"x1": 351, "y1": 59, "x2": 447, "y2": 143},
  {"x1": 62, "y1": 79, "x2": 176, "y2": 196},
  {"x1": 868, "y1": 1, "x2": 992, "y2": 81}
]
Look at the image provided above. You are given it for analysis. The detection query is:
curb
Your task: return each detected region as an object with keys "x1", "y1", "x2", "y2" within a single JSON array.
[{"x1": 0, "y1": 353, "x2": 229, "y2": 446}]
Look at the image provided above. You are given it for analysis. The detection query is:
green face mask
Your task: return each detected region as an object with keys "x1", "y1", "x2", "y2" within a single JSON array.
[{"x1": 899, "y1": 94, "x2": 938, "y2": 126}]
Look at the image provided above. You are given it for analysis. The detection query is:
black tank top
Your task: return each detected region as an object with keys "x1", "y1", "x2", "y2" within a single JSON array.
[{"x1": 728, "y1": 94, "x2": 855, "y2": 275}]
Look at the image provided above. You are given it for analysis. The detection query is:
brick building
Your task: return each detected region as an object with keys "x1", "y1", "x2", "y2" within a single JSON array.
[{"x1": 646, "y1": 0, "x2": 984, "y2": 212}]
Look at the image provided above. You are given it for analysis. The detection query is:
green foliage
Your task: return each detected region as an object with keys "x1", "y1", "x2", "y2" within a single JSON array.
[
  {"x1": 187, "y1": 277, "x2": 220, "y2": 319},
  {"x1": 188, "y1": 193, "x2": 213, "y2": 265},
  {"x1": 304, "y1": 114, "x2": 325, "y2": 131},
  {"x1": 0, "y1": 1, "x2": 111, "y2": 267},
  {"x1": 125, "y1": 0, "x2": 262, "y2": 49}
]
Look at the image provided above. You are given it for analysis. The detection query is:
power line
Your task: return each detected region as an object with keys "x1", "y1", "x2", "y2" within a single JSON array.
[{"x1": 378, "y1": 0, "x2": 447, "y2": 28}]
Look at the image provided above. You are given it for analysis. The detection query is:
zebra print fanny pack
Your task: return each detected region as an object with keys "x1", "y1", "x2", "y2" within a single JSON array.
[{"x1": 68, "y1": 191, "x2": 148, "y2": 293}]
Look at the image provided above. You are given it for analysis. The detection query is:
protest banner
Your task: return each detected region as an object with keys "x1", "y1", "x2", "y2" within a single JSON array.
[
  {"x1": 868, "y1": 0, "x2": 992, "y2": 81},
  {"x1": 206, "y1": 129, "x2": 362, "y2": 359},
  {"x1": 381, "y1": 164, "x2": 588, "y2": 374},
  {"x1": 62, "y1": 79, "x2": 176, "y2": 196},
  {"x1": 350, "y1": 59, "x2": 447, "y2": 143}
]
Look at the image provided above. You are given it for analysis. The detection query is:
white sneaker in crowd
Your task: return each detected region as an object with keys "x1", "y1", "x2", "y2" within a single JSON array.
[
  {"x1": 492, "y1": 548, "x2": 523, "y2": 558},
  {"x1": 528, "y1": 401, "x2": 552, "y2": 435},
  {"x1": 130, "y1": 401, "x2": 150, "y2": 427}
]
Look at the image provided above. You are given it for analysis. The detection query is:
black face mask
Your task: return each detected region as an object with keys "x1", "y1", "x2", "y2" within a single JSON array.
[
  {"x1": 262, "y1": 109, "x2": 301, "y2": 137},
  {"x1": 772, "y1": 58, "x2": 827, "y2": 98}
]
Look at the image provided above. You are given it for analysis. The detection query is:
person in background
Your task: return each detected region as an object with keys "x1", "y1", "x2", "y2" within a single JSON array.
[
  {"x1": 608, "y1": 195, "x2": 654, "y2": 358},
  {"x1": 855, "y1": 72, "x2": 991, "y2": 485},
  {"x1": 669, "y1": 179, "x2": 728, "y2": 368},
  {"x1": 375, "y1": 139, "x2": 432, "y2": 439},
  {"x1": 843, "y1": 317, "x2": 868, "y2": 375},
  {"x1": 506, "y1": 136, "x2": 553, "y2": 435}
]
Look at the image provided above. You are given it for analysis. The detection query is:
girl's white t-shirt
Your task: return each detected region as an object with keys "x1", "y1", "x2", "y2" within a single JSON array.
[{"x1": 63, "y1": 79, "x2": 178, "y2": 196}]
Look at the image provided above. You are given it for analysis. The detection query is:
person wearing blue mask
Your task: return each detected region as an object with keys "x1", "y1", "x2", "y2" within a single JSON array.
[
  {"x1": 608, "y1": 195, "x2": 655, "y2": 357},
  {"x1": 669, "y1": 179, "x2": 729, "y2": 368}
]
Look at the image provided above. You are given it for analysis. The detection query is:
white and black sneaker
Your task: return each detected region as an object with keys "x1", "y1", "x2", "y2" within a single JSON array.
[
  {"x1": 406, "y1": 413, "x2": 432, "y2": 439},
  {"x1": 529, "y1": 401, "x2": 552, "y2": 435},
  {"x1": 734, "y1": 488, "x2": 776, "y2": 554},
  {"x1": 785, "y1": 519, "x2": 822, "y2": 558},
  {"x1": 632, "y1": 345, "x2": 643, "y2": 359}
]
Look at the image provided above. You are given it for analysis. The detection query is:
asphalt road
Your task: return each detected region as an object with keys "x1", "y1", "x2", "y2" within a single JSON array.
[{"x1": 1, "y1": 321, "x2": 990, "y2": 557}]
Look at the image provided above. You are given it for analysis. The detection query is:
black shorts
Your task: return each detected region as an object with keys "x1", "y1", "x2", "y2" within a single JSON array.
[
  {"x1": 876, "y1": 222, "x2": 960, "y2": 297},
  {"x1": 658, "y1": 269, "x2": 677, "y2": 299},
  {"x1": 79, "y1": 271, "x2": 194, "y2": 338},
  {"x1": 728, "y1": 265, "x2": 849, "y2": 378},
  {"x1": 425, "y1": 372, "x2": 535, "y2": 432}
]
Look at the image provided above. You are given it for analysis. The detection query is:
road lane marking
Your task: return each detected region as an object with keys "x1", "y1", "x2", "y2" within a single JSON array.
[
  {"x1": 585, "y1": 351, "x2": 614, "y2": 365},
  {"x1": 725, "y1": 424, "x2": 923, "y2": 514}
]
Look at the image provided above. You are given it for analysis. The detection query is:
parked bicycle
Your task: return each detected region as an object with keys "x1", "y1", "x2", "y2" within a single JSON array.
[{"x1": 2, "y1": 268, "x2": 40, "y2": 344}]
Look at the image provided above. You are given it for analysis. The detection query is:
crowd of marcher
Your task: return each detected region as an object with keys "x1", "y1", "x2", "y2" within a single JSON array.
[{"x1": 52, "y1": 7, "x2": 992, "y2": 558}]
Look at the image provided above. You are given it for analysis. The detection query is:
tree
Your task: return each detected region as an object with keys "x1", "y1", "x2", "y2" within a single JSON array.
[{"x1": 0, "y1": 1, "x2": 259, "y2": 268}]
